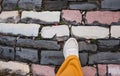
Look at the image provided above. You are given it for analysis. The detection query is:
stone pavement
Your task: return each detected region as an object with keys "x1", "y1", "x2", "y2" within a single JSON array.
[{"x1": 0, "y1": 0, "x2": 120, "y2": 76}]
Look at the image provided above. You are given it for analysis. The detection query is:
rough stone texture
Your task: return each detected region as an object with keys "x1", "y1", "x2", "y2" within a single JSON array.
[
  {"x1": 16, "y1": 47, "x2": 38, "y2": 63},
  {"x1": 82, "y1": 66, "x2": 97, "y2": 76},
  {"x1": 18, "y1": 0, "x2": 42, "y2": 11},
  {"x1": 89, "y1": 52, "x2": 120, "y2": 65},
  {"x1": 2, "y1": 0, "x2": 18, "y2": 11},
  {"x1": 62, "y1": 10, "x2": 82, "y2": 25},
  {"x1": 0, "y1": 11, "x2": 19, "y2": 23},
  {"x1": 108, "y1": 64, "x2": 120, "y2": 76},
  {"x1": 0, "y1": 61, "x2": 29, "y2": 75},
  {"x1": 17, "y1": 38, "x2": 60, "y2": 50},
  {"x1": 41, "y1": 25, "x2": 69, "y2": 39},
  {"x1": 79, "y1": 41, "x2": 97, "y2": 52},
  {"x1": 32, "y1": 64, "x2": 55, "y2": 76},
  {"x1": 98, "y1": 64, "x2": 107, "y2": 76},
  {"x1": 79, "y1": 53, "x2": 88, "y2": 66},
  {"x1": 0, "y1": 23, "x2": 40, "y2": 37},
  {"x1": 69, "y1": 2, "x2": 97, "y2": 10},
  {"x1": 98, "y1": 40, "x2": 120, "y2": 51},
  {"x1": 111, "y1": 26, "x2": 120, "y2": 38},
  {"x1": 40, "y1": 50, "x2": 64, "y2": 65},
  {"x1": 21, "y1": 11, "x2": 60, "y2": 24},
  {"x1": 0, "y1": 46, "x2": 14, "y2": 60},
  {"x1": 71, "y1": 26, "x2": 109, "y2": 39},
  {"x1": 101, "y1": 0, "x2": 120, "y2": 10},
  {"x1": 86, "y1": 11, "x2": 120, "y2": 25}
]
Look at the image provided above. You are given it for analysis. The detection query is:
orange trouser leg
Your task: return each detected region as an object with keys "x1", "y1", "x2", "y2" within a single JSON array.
[{"x1": 56, "y1": 55, "x2": 83, "y2": 76}]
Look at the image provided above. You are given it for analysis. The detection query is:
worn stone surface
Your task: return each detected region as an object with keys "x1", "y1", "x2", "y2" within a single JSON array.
[
  {"x1": 98, "y1": 40, "x2": 120, "y2": 51},
  {"x1": 79, "y1": 41, "x2": 97, "y2": 52},
  {"x1": 0, "y1": 11, "x2": 19, "y2": 23},
  {"x1": 40, "y1": 50, "x2": 64, "y2": 65},
  {"x1": 0, "y1": 61, "x2": 29, "y2": 75},
  {"x1": 86, "y1": 11, "x2": 120, "y2": 25},
  {"x1": 62, "y1": 10, "x2": 82, "y2": 25},
  {"x1": 32, "y1": 64, "x2": 55, "y2": 76},
  {"x1": 17, "y1": 38, "x2": 60, "y2": 50},
  {"x1": 111, "y1": 26, "x2": 120, "y2": 38},
  {"x1": 101, "y1": 0, "x2": 120, "y2": 10},
  {"x1": 89, "y1": 52, "x2": 120, "y2": 65},
  {"x1": 69, "y1": 2, "x2": 97, "y2": 10},
  {"x1": 0, "y1": 23, "x2": 40, "y2": 37},
  {"x1": 21, "y1": 11, "x2": 60, "y2": 24},
  {"x1": 79, "y1": 53, "x2": 88, "y2": 66},
  {"x1": 98, "y1": 64, "x2": 107, "y2": 76},
  {"x1": 16, "y1": 47, "x2": 38, "y2": 63},
  {"x1": 72, "y1": 26, "x2": 109, "y2": 39},
  {"x1": 41, "y1": 25, "x2": 69, "y2": 39}
]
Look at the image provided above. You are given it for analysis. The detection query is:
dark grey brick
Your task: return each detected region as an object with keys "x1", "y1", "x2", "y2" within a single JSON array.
[
  {"x1": 79, "y1": 53, "x2": 88, "y2": 66},
  {"x1": 40, "y1": 50, "x2": 64, "y2": 65}
]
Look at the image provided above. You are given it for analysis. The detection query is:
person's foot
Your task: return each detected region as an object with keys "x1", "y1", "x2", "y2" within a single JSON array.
[{"x1": 63, "y1": 38, "x2": 79, "y2": 59}]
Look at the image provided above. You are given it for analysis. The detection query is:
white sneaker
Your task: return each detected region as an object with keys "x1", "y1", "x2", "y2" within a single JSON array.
[{"x1": 63, "y1": 38, "x2": 79, "y2": 59}]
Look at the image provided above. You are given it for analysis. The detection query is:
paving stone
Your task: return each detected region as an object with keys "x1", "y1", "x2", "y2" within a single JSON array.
[
  {"x1": 2, "y1": 0, "x2": 18, "y2": 11},
  {"x1": 40, "y1": 50, "x2": 64, "y2": 65},
  {"x1": 16, "y1": 47, "x2": 38, "y2": 63},
  {"x1": 41, "y1": 25, "x2": 69, "y2": 39},
  {"x1": 111, "y1": 26, "x2": 120, "y2": 38},
  {"x1": 79, "y1": 41, "x2": 97, "y2": 52},
  {"x1": 32, "y1": 64, "x2": 55, "y2": 76},
  {"x1": 69, "y1": 2, "x2": 97, "y2": 10},
  {"x1": 0, "y1": 46, "x2": 14, "y2": 60},
  {"x1": 0, "y1": 61, "x2": 29, "y2": 75},
  {"x1": 72, "y1": 26, "x2": 109, "y2": 39},
  {"x1": 89, "y1": 52, "x2": 120, "y2": 65},
  {"x1": 98, "y1": 40, "x2": 120, "y2": 51},
  {"x1": 18, "y1": 0, "x2": 42, "y2": 11},
  {"x1": 101, "y1": 0, "x2": 120, "y2": 10},
  {"x1": 0, "y1": 11, "x2": 19, "y2": 23},
  {"x1": 21, "y1": 11, "x2": 60, "y2": 24},
  {"x1": 0, "y1": 23, "x2": 40, "y2": 37},
  {"x1": 62, "y1": 10, "x2": 82, "y2": 25},
  {"x1": 86, "y1": 11, "x2": 120, "y2": 25},
  {"x1": 108, "y1": 64, "x2": 120, "y2": 76},
  {"x1": 98, "y1": 64, "x2": 107, "y2": 76},
  {"x1": 82, "y1": 66, "x2": 97, "y2": 76},
  {"x1": 17, "y1": 38, "x2": 60, "y2": 50},
  {"x1": 79, "y1": 53, "x2": 88, "y2": 66}
]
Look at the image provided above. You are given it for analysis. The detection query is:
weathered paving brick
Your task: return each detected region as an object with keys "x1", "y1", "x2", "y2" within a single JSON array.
[
  {"x1": 0, "y1": 23, "x2": 40, "y2": 37},
  {"x1": 21, "y1": 11, "x2": 60, "y2": 24},
  {"x1": 0, "y1": 11, "x2": 19, "y2": 23},
  {"x1": 41, "y1": 25, "x2": 69, "y2": 39},
  {"x1": 17, "y1": 38, "x2": 60, "y2": 50},
  {"x1": 108, "y1": 64, "x2": 120, "y2": 76},
  {"x1": 98, "y1": 40, "x2": 120, "y2": 51},
  {"x1": 62, "y1": 10, "x2": 82, "y2": 25},
  {"x1": 32, "y1": 64, "x2": 55, "y2": 76},
  {"x1": 40, "y1": 50, "x2": 64, "y2": 65},
  {"x1": 111, "y1": 26, "x2": 120, "y2": 38},
  {"x1": 89, "y1": 52, "x2": 120, "y2": 65},
  {"x1": 18, "y1": 0, "x2": 42, "y2": 11},
  {"x1": 71, "y1": 26, "x2": 109, "y2": 39},
  {"x1": 16, "y1": 47, "x2": 38, "y2": 63},
  {"x1": 86, "y1": 11, "x2": 120, "y2": 25},
  {"x1": 0, "y1": 61, "x2": 29, "y2": 75},
  {"x1": 101, "y1": 0, "x2": 120, "y2": 10},
  {"x1": 79, "y1": 53, "x2": 88, "y2": 66},
  {"x1": 79, "y1": 41, "x2": 97, "y2": 52},
  {"x1": 82, "y1": 66, "x2": 97, "y2": 76},
  {"x1": 98, "y1": 64, "x2": 107, "y2": 76}
]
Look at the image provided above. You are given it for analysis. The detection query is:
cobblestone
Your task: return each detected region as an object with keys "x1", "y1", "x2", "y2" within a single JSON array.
[
  {"x1": 79, "y1": 53, "x2": 88, "y2": 66},
  {"x1": 111, "y1": 26, "x2": 120, "y2": 38},
  {"x1": 98, "y1": 64, "x2": 107, "y2": 76}
]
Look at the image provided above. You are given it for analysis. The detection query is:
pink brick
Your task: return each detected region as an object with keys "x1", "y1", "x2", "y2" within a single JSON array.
[
  {"x1": 32, "y1": 64, "x2": 55, "y2": 76},
  {"x1": 86, "y1": 11, "x2": 120, "y2": 25},
  {"x1": 108, "y1": 64, "x2": 120, "y2": 76},
  {"x1": 98, "y1": 64, "x2": 107, "y2": 76},
  {"x1": 82, "y1": 66, "x2": 97, "y2": 76},
  {"x1": 62, "y1": 10, "x2": 82, "y2": 24}
]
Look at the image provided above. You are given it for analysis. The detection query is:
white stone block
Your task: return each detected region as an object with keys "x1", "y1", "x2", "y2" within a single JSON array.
[
  {"x1": 71, "y1": 26, "x2": 109, "y2": 39},
  {"x1": 0, "y1": 23, "x2": 40, "y2": 36},
  {"x1": 111, "y1": 26, "x2": 120, "y2": 38},
  {"x1": 41, "y1": 25, "x2": 69, "y2": 38}
]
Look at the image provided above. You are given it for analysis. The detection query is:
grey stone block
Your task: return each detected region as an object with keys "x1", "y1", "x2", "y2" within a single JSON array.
[
  {"x1": 40, "y1": 50, "x2": 64, "y2": 65},
  {"x1": 79, "y1": 53, "x2": 88, "y2": 66}
]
